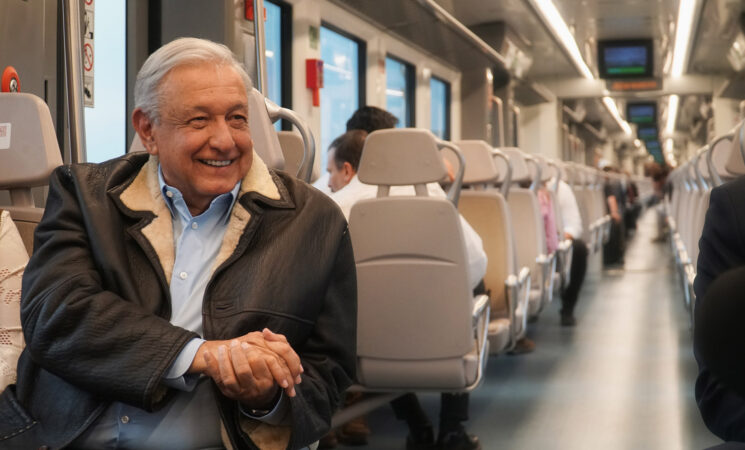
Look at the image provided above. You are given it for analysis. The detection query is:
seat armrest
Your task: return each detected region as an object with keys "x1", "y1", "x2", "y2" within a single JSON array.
[{"x1": 472, "y1": 294, "x2": 489, "y2": 323}]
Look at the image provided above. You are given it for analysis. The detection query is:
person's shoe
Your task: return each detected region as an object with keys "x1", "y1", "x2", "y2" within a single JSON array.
[
  {"x1": 508, "y1": 337, "x2": 535, "y2": 355},
  {"x1": 318, "y1": 430, "x2": 338, "y2": 449},
  {"x1": 560, "y1": 315, "x2": 576, "y2": 327},
  {"x1": 436, "y1": 426, "x2": 481, "y2": 450},
  {"x1": 406, "y1": 425, "x2": 436, "y2": 450},
  {"x1": 337, "y1": 416, "x2": 370, "y2": 446}
]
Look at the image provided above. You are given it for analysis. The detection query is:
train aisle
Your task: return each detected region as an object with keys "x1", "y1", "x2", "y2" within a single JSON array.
[{"x1": 341, "y1": 208, "x2": 720, "y2": 449}]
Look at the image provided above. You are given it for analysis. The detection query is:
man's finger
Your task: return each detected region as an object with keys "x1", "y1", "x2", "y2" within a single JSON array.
[
  {"x1": 217, "y1": 345, "x2": 240, "y2": 396},
  {"x1": 230, "y1": 340, "x2": 257, "y2": 391}
]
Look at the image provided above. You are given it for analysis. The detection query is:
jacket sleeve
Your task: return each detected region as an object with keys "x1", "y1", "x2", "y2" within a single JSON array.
[
  {"x1": 20, "y1": 166, "x2": 197, "y2": 411},
  {"x1": 284, "y1": 225, "x2": 356, "y2": 448},
  {"x1": 694, "y1": 184, "x2": 745, "y2": 440}
]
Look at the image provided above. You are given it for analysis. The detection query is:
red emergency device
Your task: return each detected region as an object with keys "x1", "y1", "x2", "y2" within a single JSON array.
[
  {"x1": 306, "y1": 59, "x2": 323, "y2": 107},
  {"x1": 1, "y1": 66, "x2": 20, "y2": 92}
]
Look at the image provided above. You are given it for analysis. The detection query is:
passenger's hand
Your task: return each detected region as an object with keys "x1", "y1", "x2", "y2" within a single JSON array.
[{"x1": 202, "y1": 339, "x2": 294, "y2": 409}]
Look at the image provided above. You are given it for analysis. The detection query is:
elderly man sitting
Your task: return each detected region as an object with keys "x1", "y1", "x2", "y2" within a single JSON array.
[{"x1": 0, "y1": 37, "x2": 356, "y2": 449}]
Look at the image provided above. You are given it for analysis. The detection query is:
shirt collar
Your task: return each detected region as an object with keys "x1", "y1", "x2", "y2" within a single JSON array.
[{"x1": 157, "y1": 165, "x2": 241, "y2": 221}]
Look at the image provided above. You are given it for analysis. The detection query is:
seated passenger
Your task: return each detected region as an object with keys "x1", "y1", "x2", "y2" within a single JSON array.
[
  {"x1": 0, "y1": 210, "x2": 27, "y2": 391},
  {"x1": 0, "y1": 37, "x2": 356, "y2": 449},
  {"x1": 330, "y1": 107, "x2": 486, "y2": 450},
  {"x1": 695, "y1": 175, "x2": 745, "y2": 442}
]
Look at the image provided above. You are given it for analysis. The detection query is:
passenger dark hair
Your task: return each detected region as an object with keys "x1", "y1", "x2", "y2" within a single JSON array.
[
  {"x1": 346, "y1": 106, "x2": 398, "y2": 133},
  {"x1": 330, "y1": 129, "x2": 368, "y2": 171}
]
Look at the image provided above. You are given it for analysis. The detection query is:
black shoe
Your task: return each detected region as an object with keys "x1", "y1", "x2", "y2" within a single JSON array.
[
  {"x1": 560, "y1": 315, "x2": 576, "y2": 327},
  {"x1": 406, "y1": 425, "x2": 436, "y2": 450},
  {"x1": 437, "y1": 426, "x2": 480, "y2": 450}
]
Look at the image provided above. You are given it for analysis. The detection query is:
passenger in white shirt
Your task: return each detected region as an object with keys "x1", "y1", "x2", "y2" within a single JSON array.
[
  {"x1": 324, "y1": 115, "x2": 484, "y2": 450},
  {"x1": 554, "y1": 178, "x2": 588, "y2": 327}
]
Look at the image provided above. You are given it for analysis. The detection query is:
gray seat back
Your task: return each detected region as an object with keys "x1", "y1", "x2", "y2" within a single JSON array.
[
  {"x1": 0, "y1": 93, "x2": 63, "y2": 254},
  {"x1": 277, "y1": 131, "x2": 304, "y2": 177}
]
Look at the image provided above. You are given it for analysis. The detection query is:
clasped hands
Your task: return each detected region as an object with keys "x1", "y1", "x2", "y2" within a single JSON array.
[{"x1": 189, "y1": 328, "x2": 302, "y2": 410}]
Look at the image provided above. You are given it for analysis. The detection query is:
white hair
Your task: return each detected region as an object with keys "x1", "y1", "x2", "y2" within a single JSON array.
[{"x1": 134, "y1": 37, "x2": 253, "y2": 123}]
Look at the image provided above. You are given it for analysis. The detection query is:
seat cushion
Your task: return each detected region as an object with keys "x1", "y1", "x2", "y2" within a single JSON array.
[
  {"x1": 488, "y1": 318, "x2": 511, "y2": 354},
  {"x1": 0, "y1": 210, "x2": 28, "y2": 390}
]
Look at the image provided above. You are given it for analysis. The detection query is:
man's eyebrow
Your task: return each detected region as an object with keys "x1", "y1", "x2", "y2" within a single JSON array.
[{"x1": 181, "y1": 103, "x2": 249, "y2": 114}]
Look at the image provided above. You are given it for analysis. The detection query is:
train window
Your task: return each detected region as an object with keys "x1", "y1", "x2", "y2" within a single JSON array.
[
  {"x1": 83, "y1": 0, "x2": 126, "y2": 163},
  {"x1": 385, "y1": 56, "x2": 415, "y2": 128},
  {"x1": 320, "y1": 24, "x2": 365, "y2": 168},
  {"x1": 265, "y1": 0, "x2": 291, "y2": 131},
  {"x1": 430, "y1": 76, "x2": 450, "y2": 140}
]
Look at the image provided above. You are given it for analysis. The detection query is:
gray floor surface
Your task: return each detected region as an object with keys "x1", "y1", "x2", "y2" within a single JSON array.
[{"x1": 336, "y1": 208, "x2": 722, "y2": 450}]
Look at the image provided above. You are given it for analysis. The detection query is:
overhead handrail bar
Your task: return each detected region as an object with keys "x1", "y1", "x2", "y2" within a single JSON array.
[
  {"x1": 252, "y1": 0, "x2": 269, "y2": 94},
  {"x1": 61, "y1": 0, "x2": 87, "y2": 163}
]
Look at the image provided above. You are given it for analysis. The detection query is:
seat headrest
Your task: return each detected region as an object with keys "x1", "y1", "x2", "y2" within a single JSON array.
[
  {"x1": 454, "y1": 140, "x2": 498, "y2": 184},
  {"x1": 530, "y1": 154, "x2": 552, "y2": 183},
  {"x1": 248, "y1": 88, "x2": 285, "y2": 171},
  {"x1": 724, "y1": 122, "x2": 745, "y2": 176},
  {"x1": 500, "y1": 147, "x2": 530, "y2": 183},
  {"x1": 357, "y1": 129, "x2": 447, "y2": 185},
  {"x1": 0, "y1": 93, "x2": 62, "y2": 189}
]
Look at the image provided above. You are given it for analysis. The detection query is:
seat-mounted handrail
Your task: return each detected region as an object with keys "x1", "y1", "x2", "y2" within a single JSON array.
[
  {"x1": 436, "y1": 139, "x2": 465, "y2": 206},
  {"x1": 706, "y1": 132, "x2": 734, "y2": 187},
  {"x1": 264, "y1": 98, "x2": 316, "y2": 182},
  {"x1": 525, "y1": 155, "x2": 541, "y2": 192},
  {"x1": 492, "y1": 149, "x2": 512, "y2": 199}
]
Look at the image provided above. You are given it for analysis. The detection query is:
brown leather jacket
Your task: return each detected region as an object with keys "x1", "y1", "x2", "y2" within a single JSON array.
[{"x1": 0, "y1": 152, "x2": 356, "y2": 449}]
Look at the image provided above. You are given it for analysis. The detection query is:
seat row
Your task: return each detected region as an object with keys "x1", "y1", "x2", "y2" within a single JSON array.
[{"x1": 665, "y1": 121, "x2": 745, "y2": 324}]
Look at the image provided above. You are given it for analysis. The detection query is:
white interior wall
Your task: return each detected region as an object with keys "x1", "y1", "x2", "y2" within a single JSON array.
[
  {"x1": 518, "y1": 100, "x2": 560, "y2": 159},
  {"x1": 285, "y1": 0, "x2": 462, "y2": 179}
]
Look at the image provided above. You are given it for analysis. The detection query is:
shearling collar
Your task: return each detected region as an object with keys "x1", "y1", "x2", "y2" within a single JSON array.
[{"x1": 117, "y1": 152, "x2": 291, "y2": 284}]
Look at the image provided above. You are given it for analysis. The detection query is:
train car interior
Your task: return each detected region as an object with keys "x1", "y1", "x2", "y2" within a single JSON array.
[{"x1": 4, "y1": 0, "x2": 745, "y2": 448}]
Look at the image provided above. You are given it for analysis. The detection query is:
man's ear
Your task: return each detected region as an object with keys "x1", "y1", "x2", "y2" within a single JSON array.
[
  {"x1": 132, "y1": 108, "x2": 158, "y2": 156},
  {"x1": 342, "y1": 162, "x2": 356, "y2": 182}
]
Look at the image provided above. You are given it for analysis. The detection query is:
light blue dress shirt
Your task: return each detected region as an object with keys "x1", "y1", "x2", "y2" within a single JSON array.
[{"x1": 71, "y1": 167, "x2": 280, "y2": 449}]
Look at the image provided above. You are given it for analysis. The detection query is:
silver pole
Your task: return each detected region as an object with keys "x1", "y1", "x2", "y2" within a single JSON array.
[
  {"x1": 61, "y1": 0, "x2": 87, "y2": 163},
  {"x1": 253, "y1": 0, "x2": 268, "y2": 95}
]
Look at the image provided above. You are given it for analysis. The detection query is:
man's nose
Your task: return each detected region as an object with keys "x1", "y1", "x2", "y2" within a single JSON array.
[{"x1": 209, "y1": 118, "x2": 235, "y2": 151}]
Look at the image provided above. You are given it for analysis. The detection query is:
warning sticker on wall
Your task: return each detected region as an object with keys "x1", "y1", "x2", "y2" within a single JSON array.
[
  {"x1": 0, "y1": 123, "x2": 11, "y2": 150},
  {"x1": 83, "y1": 0, "x2": 94, "y2": 107}
]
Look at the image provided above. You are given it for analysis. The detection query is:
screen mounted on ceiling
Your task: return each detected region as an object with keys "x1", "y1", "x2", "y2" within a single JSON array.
[
  {"x1": 626, "y1": 102, "x2": 657, "y2": 124},
  {"x1": 598, "y1": 39, "x2": 653, "y2": 79}
]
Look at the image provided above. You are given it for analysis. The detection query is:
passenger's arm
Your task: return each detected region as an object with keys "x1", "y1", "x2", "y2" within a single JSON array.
[
  {"x1": 20, "y1": 166, "x2": 198, "y2": 410},
  {"x1": 459, "y1": 216, "x2": 488, "y2": 290},
  {"x1": 693, "y1": 184, "x2": 745, "y2": 441}
]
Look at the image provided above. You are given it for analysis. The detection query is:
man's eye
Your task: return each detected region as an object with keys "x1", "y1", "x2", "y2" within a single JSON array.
[
  {"x1": 229, "y1": 114, "x2": 248, "y2": 124},
  {"x1": 189, "y1": 117, "x2": 208, "y2": 126}
]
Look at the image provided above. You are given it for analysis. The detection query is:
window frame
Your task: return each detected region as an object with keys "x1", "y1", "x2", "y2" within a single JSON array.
[
  {"x1": 385, "y1": 53, "x2": 416, "y2": 127},
  {"x1": 430, "y1": 74, "x2": 451, "y2": 140},
  {"x1": 265, "y1": 0, "x2": 293, "y2": 131}
]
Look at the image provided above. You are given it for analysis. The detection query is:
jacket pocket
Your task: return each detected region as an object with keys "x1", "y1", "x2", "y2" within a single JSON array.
[{"x1": 0, "y1": 385, "x2": 37, "y2": 441}]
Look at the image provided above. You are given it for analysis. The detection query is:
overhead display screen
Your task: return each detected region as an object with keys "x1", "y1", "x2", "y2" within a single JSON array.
[
  {"x1": 637, "y1": 126, "x2": 659, "y2": 141},
  {"x1": 598, "y1": 39, "x2": 653, "y2": 79},
  {"x1": 626, "y1": 102, "x2": 657, "y2": 124}
]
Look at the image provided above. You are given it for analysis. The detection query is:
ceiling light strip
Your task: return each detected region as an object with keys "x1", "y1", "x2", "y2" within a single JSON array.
[
  {"x1": 670, "y1": 0, "x2": 699, "y2": 77},
  {"x1": 527, "y1": 0, "x2": 594, "y2": 79},
  {"x1": 602, "y1": 96, "x2": 632, "y2": 135},
  {"x1": 666, "y1": 95, "x2": 679, "y2": 135}
]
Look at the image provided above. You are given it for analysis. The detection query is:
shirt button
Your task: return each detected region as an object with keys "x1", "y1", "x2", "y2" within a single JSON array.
[
  {"x1": 179, "y1": 271, "x2": 188, "y2": 280},
  {"x1": 191, "y1": 222, "x2": 198, "y2": 229},
  {"x1": 121, "y1": 415, "x2": 130, "y2": 424},
  {"x1": 165, "y1": 191, "x2": 174, "y2": 198}
]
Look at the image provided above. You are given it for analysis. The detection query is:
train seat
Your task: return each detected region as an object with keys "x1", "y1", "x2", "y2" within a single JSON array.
[
  {"x1": 349, "y1": 129, "x2": 489, "y2": 391},
  {"x1": 455, "y1": 140, "x2": 530, "y2": 352},
  {"x1": 0, "y1": 93, "x2": 63, "y2": 254},
  {"x1": 502, "y1": 148, "x2": 554, "y2": 318},
  {"x1": 277, "y1": 131, "x2": 304, "y2": 177}
]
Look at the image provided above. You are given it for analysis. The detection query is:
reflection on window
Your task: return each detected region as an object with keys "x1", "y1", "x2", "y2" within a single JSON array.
[
  {"x1": 386, "y1": 57, "x2": 414, "y2": 127},
  {"x1": 265, "y1": 1, "x2": 282, "y2": 130},
  {"x1": 84, "y1": 0, "x2": 126, "y2": 162},
  {"x1": 320, "y1": 26, "x2": 361, "y2": 169},
  {"x1": 430, "y1": 76, "x2": 450, "y2": 140}
]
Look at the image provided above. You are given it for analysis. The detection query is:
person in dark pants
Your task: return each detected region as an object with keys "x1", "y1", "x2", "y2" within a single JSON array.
[{"x1": 554, "y1": 178, "x2": 588, "y2": 326}]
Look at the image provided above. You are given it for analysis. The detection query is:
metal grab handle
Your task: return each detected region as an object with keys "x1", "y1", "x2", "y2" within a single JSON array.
[
  {"x1": 436, "y1": 140, "x2": 465, "y2": 206},
  {"x1": 706, "y1": 132, "x2": 734, "y2": 187},
  {"x1": 252, "y1": 0, "x2": 268, "y2": 94},
  {"x1": 547, "y1": 160, "x2": 561, "y2": 193},
  {"x1": 61, "y1": 0, "x2": 87, "y2": 163},
  {"x1": 492, "y1": 96, "x2": 505, "y2": 148},
  {"x1": 693, "y1": 146, "x2": 710, "y2": 191},
  {"x1": 492, "y1": 149, "x2": 512, "y2": 199},
  {"x1": 525, "y1": 155, "x2": 541, "y2": 191},
  {"x1": 264, "y1": 98, "x2": 316, "y2": 182}
]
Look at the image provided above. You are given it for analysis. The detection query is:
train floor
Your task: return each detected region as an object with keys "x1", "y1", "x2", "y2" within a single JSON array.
[{"x1": 336, "y1": 208, "x2": 721, "y2": 449}]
